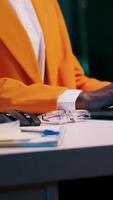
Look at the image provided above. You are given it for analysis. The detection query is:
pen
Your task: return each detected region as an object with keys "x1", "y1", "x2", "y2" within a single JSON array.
[
  {"x1": 41, "y1": 130, "x2": 60, "y2": 136},
  {"x1": 21, "y1": 128, "x2": 60, "y2": 136}
]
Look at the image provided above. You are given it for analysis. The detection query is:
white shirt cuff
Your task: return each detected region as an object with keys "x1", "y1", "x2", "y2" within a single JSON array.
[{"x1": 57, "y1": 89, "x2": 82, "y2": 111}]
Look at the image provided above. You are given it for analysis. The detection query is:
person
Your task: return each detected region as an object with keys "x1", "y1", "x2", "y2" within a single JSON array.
[
  {"x1": 1, "y1": 1, "x2": 113, "y2": 198},
  {"x1": 0, "y1": 0, "x2": 113, "y2": 115}
]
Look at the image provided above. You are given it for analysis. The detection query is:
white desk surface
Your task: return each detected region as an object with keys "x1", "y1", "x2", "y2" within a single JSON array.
[
  {"x1": 1, "y1": 119, "x2": 113, "y2": 187},
  {"x1": 0, "y1": 119, "x2": 113, "y2": 155}
]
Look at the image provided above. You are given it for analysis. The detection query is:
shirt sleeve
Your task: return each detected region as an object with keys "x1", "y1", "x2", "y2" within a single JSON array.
[{"x1": 57, "y1": 89, "x2": 82, "y2": 111}]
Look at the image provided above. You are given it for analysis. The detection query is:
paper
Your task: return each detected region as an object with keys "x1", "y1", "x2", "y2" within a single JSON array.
[{"x1": 0, "y1": 121, "x2": 22, "y2": 141}]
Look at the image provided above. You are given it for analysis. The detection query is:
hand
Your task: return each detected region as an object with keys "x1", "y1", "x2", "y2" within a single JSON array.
[{"x1": 76, "y1": 83, "x2": 113, "y2": 111}]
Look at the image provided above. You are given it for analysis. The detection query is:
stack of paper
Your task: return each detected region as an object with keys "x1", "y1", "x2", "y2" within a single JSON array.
[
  {"x1": 0, "y1": 122, "x2": 64, "y2": 147},
  {"x1": 0, "y1": 120, "x2": 22, "y2": 141}
]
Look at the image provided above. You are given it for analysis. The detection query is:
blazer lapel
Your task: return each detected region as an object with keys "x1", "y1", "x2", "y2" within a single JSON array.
[{"x1": 0, "y1": 0, "x2": 42, "y2": 83}]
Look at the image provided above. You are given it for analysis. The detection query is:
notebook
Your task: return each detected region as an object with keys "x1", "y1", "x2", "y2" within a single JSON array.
[{"x1": 0, "y1": 122, "x2": 64, "y2": 147}]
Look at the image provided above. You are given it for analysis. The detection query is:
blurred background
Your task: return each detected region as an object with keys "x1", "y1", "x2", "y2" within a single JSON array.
[{"x1": 59, "y1": 0, "x2": 113, "y2": 82}]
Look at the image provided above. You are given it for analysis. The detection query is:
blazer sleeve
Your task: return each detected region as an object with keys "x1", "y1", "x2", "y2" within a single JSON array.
[
  {"x1": 55, "y1": 0, "x2": 111, "y2": 91},
  {"x1": 71, "y1": 53, "x2": 111, "y2": 91},
  {"x1": 0, "y1": 78, "x2": 66, "y2": 113}
]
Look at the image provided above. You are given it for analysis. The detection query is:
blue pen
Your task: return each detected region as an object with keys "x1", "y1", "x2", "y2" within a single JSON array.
[{"x1": 41, "y1": 130, "x2": 59, "y2": 136}]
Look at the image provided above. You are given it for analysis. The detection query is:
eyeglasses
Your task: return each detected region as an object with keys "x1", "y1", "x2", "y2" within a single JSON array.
[{"x1": 38, "y1": 110, "x2": 90, "y2": 125}]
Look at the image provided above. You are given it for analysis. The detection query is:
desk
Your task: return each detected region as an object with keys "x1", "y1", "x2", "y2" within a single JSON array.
[{"x1": 1, "y1": 120, "x2": 113, "y2": 199}]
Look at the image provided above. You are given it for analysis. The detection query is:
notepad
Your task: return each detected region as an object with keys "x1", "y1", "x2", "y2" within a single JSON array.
[
  {"x1": 0, "y1": 122, "x2": 65, "y2": 147},
  {"x1": 0, "y1": 120, "x2": 22, "y2": 141}
]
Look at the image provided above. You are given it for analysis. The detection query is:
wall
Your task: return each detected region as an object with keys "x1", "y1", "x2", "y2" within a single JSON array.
[{"x1": 59, "y1": 0, "x2": 113, "y2": 81}]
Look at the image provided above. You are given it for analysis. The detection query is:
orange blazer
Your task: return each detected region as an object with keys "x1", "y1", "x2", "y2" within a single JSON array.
[{"x1": 0, "y1": 0, "x2": 110, "y2": 113}]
